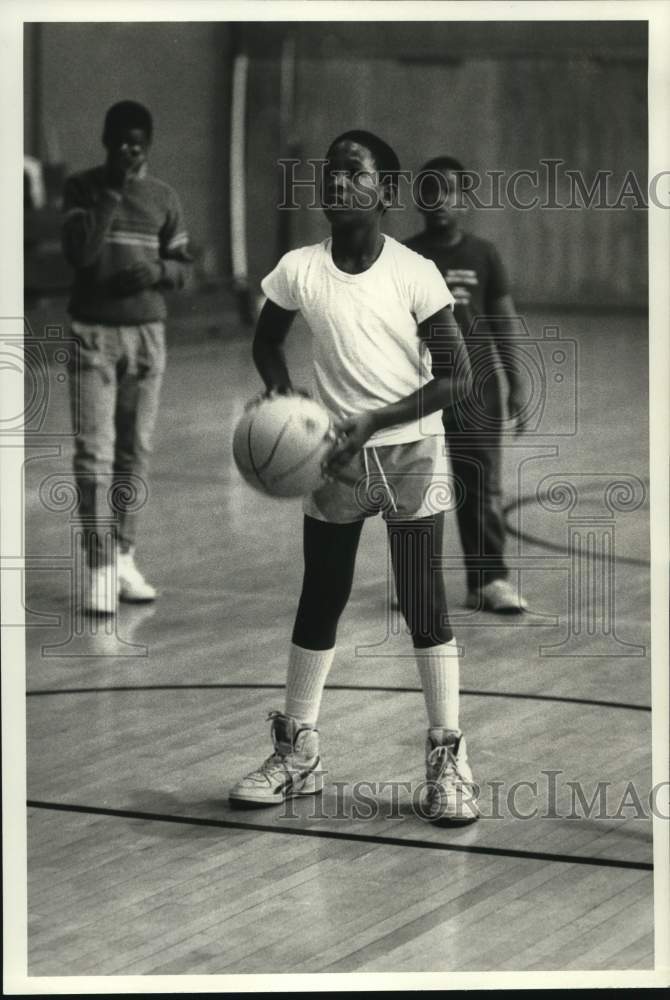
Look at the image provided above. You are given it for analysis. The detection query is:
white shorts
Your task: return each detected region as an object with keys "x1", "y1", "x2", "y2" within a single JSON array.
[{"x1": 303, "y1": 435, "x2": 454, "y2": 524}]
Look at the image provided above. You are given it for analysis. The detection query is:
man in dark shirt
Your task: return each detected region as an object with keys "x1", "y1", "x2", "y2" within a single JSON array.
[
  {"x1": 62, "y1": 101, "x2": 191, "y2": 614},
  {"x1": 406, "y1": 156, "x2": 528, "y2": 612}
]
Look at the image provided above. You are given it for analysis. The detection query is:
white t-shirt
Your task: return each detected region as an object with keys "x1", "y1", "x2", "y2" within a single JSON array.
[{"x1": 260, "y1": 235, "x2": 454, "y2": 446}]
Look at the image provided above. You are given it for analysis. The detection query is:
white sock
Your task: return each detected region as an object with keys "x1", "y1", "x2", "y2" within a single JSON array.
[
  {"x1": 415, "y1": 638, "x2": 460, "y2": 732},
  {"x1": 284, "y1": 643, "x2": 336, "y2": 727}
]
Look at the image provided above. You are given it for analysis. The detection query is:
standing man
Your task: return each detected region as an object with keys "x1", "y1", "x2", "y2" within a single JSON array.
[
  {"x1": 62, "y1": 100, "x2": 191, "y2": 614},
  {"x1": 406, "y1": 156, "x2": 528, "y2": 613}
]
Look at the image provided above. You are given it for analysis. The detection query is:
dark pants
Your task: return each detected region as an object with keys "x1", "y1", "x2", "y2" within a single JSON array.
[
  {"x1": 68, "y1": 321, "x2": 166, "y2": 565},
  {"x1": 292, "y1": 514, "x2": 453, "y2": 651},
  {"x1": 444, "y1": 358, "x2": 508, "y2": 592}
]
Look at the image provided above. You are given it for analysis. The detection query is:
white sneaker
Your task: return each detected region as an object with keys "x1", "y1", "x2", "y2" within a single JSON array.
[
  {"x1": 229, "y1": 711, "x2": 324, "y2": 807},
  {"x1": 117, "y1": 548, "x2": 157, "y2": 603},
  {"x1": 85, "y1": 563, "x2": 117, "y2": 616},
  {"x1": 423, "y1": 729, "x2": 479, "y2": 825},
  {"x1": 466, "y1": 578, "x2": 528, "y2": 613}
]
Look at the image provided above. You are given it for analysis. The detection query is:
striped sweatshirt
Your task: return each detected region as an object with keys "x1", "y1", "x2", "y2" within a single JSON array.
[{"x1": 62, "y1": 165, "x2": 191, "y2": 324}]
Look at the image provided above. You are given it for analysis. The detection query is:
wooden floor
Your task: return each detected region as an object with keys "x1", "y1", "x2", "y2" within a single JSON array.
[{"x1": 23, "y1": 304, "x2": 654, "y2": 978}]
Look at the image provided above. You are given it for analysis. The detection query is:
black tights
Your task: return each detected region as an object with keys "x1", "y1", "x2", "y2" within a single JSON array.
[{"x1": 292, "y1": 514, "x2": 453, "y2": 651}]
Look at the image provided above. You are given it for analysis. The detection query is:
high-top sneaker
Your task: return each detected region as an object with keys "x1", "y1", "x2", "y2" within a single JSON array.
[
  {"x1": 466, "y1": 579, "x2": 528, "y2": 613},
  {"x1": 117, "y1": 548, "x2": 157, "y2": 603},
  {"x1": 229, "y1": 711, "x2": 324, "y2": 807},
  {"x1": 85, "y1": 563, "x2": 117, "y2": 616},
  {"x1": 423, "y1": 729, "x2": 479, "y2": 825}
]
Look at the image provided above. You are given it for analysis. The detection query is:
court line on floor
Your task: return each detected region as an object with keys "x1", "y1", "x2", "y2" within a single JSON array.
[
  {"x1": 25, "y1": 684, "x2": 651, "y2": 712},
  {"x1": 27, "y1": 799, "x2": 653, "y2": 872}
]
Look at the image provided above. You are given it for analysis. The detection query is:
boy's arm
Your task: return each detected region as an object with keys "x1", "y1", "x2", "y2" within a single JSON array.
[
  {"x1": 488, "y1": 292, "x2": 531, "y2": 435},
  {"x1": 327, "y1": 305, "x2": 472, "y2": 474},
  {"x1": 115, "y1": 188, "x2": 193, "y2": 295},
  {"x1": 61, "y1": 174, "x2": 122, "y2": 269},
  {"x1": 484, "y1": 244, "x2": 529, "y2": 435},
  {"x1": 252, "y1": 299, "x2": 298, "y2": 392},
  {"x1": 157, "y1": 189, "x2": 192, "y2": 290}
]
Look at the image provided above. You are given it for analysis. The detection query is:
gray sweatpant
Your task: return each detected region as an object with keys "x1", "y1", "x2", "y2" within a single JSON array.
[{"x1": 68, "y1": 320, "x2": 166, "y2": 565}]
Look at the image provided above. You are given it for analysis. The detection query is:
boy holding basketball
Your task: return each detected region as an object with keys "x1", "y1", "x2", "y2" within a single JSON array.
[{"x1": 229, "y1": 131, "x2": 478, "y2": 824}]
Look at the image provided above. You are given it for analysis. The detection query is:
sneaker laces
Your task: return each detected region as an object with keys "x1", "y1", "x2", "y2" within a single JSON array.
[
  {"x1": 427, "y1": 743, "x2": 473, "y2": 790},
  {"x1": 244, "y1": 753, "x2": 292, "y2": 787},
  {"x1": 242, "y1": 711, "x2": 308, "y2": 788}
]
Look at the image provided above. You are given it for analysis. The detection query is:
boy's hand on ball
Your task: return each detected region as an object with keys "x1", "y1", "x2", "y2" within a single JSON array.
[
  {"x1": 326, "y1": 413, "x2": 376, "y2": 474},
  {"x1": 245, "y1": 386, "x2": 312, "y2": 409},
  {"x1": 270, "y1": 386, "x2": 312, "y2": 399}
]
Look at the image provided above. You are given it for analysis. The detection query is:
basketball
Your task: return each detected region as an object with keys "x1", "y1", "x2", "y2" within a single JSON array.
[{"x1": 232, "y1": 393, "x2": 335, "y2": 497}]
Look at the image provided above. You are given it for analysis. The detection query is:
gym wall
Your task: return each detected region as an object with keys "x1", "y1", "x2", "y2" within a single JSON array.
[
  {"x1": 243, "y1": 22, "x2": 648, "y2": 310},
  {"x1": 24, "y1": 20, "x2": 648, "y2": 310},
  {"x1": 24, "y1": 21, "x2": 232, "y2": 280}
]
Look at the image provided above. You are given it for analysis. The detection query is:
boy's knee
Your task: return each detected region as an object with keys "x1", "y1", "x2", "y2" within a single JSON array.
[
  {"x1": 412, "y1": 619, "x2": 454, "y2": 648},
  {"x1": 397, "y1": 591, "x2": 452, "y2": 648}
]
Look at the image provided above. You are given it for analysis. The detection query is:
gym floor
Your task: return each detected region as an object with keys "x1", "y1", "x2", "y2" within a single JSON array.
[{"x1": 23, "y1": 300, "x2": 654, "y2": 977}]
